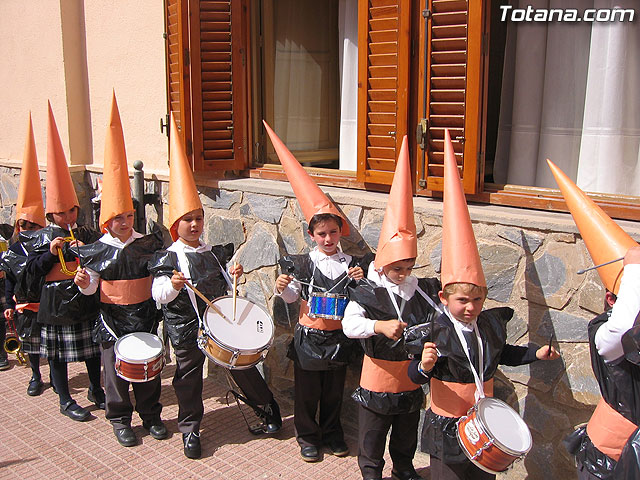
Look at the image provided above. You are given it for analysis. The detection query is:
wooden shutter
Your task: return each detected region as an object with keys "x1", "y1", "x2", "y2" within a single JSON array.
[
  {"x1": 164, "y1": 0, "x2": 192, "y2": 155},
  {"x1": 189, "y1": 0, "x2": 248, "y2": 171},
  {"x1": 357, "y1": 0, "x2": 412, "y2": 185},
  {"x1": 419, "y1": 0, "x2": 484, "y2": 193}
]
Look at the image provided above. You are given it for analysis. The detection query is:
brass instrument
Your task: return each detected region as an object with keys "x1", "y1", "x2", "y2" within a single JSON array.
[
  {"x1": 4, "y1": 318, "x2": 26, "y2": 365},
  {"x1": 57, "y1": 225, "x2": 82, "y2": 276}
]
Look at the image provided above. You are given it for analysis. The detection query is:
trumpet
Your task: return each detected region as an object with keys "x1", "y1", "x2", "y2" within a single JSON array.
[
  {"x1": 56, "y1": 225, "x2": 83, "y2": 276},
  {"x1": 4, "y1": 319, "x2": 26, "y2": 365}
]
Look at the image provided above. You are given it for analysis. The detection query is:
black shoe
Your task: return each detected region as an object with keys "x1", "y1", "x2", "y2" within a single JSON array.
[
  {"x1": 59, "y1": 400, "x2": 90, "y2": 422},
  {"x1": 326, "y1": 439, "x2": 349, "y2": 457},
  {"x1": 0, "y1": 356, "x2": 9, "y2": 371},
  {"x1": 300, "y1": 445, "x2": 320, "y2": 462},
  {"x1": 261, "y1": 401, "x2": 282, "y2": 434},
  {"x1": 143, "y1": 420, "x2": 168, "y2": 440},
  {"x1": 87, "y1": 387, "x2": 106, "y2": 409},
  {"x1": 27, "y1": 377, "x2": 44, "y2": 396},
  {"x1": 183, "y1": 431, "x2": 202, "y2": 459},
  {"x1": 114, "y1": 426, "x2": 137, "y2": 447},
  {"x1": 391, "y1": 468, "x2": 423, "y2": 480}
]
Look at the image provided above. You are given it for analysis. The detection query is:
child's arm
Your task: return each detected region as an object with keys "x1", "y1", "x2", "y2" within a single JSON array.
[
  {"x1": 500, "y1": 343, "x2": 559, "y2": 366},
  {"x1": 407, "y1": 341, "x2": 439, "y2": 384},
  {"x1": 151, "y1": 271, "x2": 184, "y2": 305},
  {"x1": 274, "y1": 274, "x2": 301, "y2": 304},
  {"x1": 74, "y1": 267, "x2": 100, "y2": 295},
  {"x1": 595, "y1": 250, "x2": 640, "y2": 362}
]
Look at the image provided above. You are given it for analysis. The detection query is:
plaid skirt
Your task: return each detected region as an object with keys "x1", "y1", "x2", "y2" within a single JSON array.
[
  {"x1": 40, "y1": 321, "x2": 101, "y2": 362},
  {"x1": 20, "y1": 333, "x2": 41, "y2": 355},
  {"x1": 17, "y1": 311, "x2": 40, "y2": 355}
]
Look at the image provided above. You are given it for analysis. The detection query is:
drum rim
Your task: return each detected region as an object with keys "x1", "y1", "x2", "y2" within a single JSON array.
[
  {"x1": 114, "y1": 332, "x2": 165, "y2": 363},
  {"x1": 474, "y1": 397, "x2": 533, "y2": 456},
  {"x1": 201, "y1": 295, "x2": 275, "y2": 353},
  {"x1": 309, "y1": 292, "x2": 348, "y2": 299}
]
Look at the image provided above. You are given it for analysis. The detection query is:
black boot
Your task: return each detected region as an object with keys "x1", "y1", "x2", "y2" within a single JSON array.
[{"x1": 260, "y1": 400, "x2": 282, "y2": 434}]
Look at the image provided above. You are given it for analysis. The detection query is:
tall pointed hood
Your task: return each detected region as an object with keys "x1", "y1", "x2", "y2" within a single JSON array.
[
  {"x1": 45, "y1": 102, "x2": 79, "y2": 214},
  {"x1": 441, "y1": 129, "x2": 486, "y2": 288},
  {"x1": 16, "y1": 113, "x2": 45, "y2": 227},
  {"x1": 263, "y1": 121, "x2": 349, "y2": 235},
  {"x1": 374, "y1": 136, "x2": 416, "y2": 269},
  {"x1": 99, "y1": 92, "x2": 134, "y2": 232},
  {"x1": 547, "y1": 159, "x2": 637, "y2": 294},
  {"x1": 168, "y1": 113, "x2": 202, "y2": 241}
]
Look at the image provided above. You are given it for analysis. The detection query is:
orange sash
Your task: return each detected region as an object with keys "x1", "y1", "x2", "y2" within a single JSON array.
[
  {"x1": 298, "y1": 300, "x2": 343, "y2": 331},
  {"x1": 15, "y1": 302, "x2": 39, "y2": 313},
  {"x1": 430, "y1": 377, "x2": 495, "y2": 418},
  {"x1": 100, "y1": 276, "x2": 152, "y2": 305},
  {"x1": 587, "y1": 398, "x2": 638, "y2": 461},
  {"x1": 359, "y1": 355, "x2": 420, "y2": 394},
  {"x1": 44, "y1": 260, "x2": 79, "y2": 282}
]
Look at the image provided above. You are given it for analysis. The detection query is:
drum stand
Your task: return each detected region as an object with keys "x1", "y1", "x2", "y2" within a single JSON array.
[{"x1": 223, "y1": 369, "x2": 271, "y2": 435}]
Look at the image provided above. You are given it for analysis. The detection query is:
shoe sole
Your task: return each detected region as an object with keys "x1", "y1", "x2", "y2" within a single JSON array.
[
  {"x1": 27, "y1": 384, "x2": 44, "y2": 396},
  {"x1": 184, "y1": 449, "x2": 202, "y2": 459},
  {"x1": 330, "y1": 449, "x2": 349, "y2": 457},
  {"x1": 61, "y1": 411, "x2": 90, "y2": 422},
  {"x1": 300, "y1": 454, "x2": 320, "y2": 463}
]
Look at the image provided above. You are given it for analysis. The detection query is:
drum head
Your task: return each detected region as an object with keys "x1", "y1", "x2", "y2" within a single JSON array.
[
  {"x1": 204, "y1": 297, "x2": 274, "y2": 351},
  {"x1": 477, "y1": 398, "x2": 532, "y2": 454},
  {"x1": 115, "y1": 332, "x2": 164, "y2": 362}
]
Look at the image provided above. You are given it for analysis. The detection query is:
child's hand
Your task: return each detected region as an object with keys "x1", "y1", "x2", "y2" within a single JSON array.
[
  {"x1": 4, "y1": 308, "x2": 14, "y2": 321},
  {"x1": 74, "y1": 268, "x2": 90, "y2": 289},
  {"x1": 536, "y1": 345, "x2": 560, "y2": 360},
  {"x1": 229, "y1": 263, "x2": 244, "y2": 279},
  {"x1": 275, "y1": 274, "x2": 292, "y2": 294},
  {"x1": 374, "y1": 319, "x2": 408, "y2": 341},
  {"x1": 171, "y1": 271, "x2": 187, "y2": 291},
  {"x1": 348, "y1": 266, "x2": 364, "y2": 280},
  {"x1": 420, "y1": 341, "x2": 438, "y2": 372},
  {"x1": 49, "y1": 237, "x2": 67, "y2": 255}
]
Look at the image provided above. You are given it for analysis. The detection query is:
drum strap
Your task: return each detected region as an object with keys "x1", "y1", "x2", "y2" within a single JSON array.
[
  {"x1": 587, "y1": 398, "x2": 638, "y2": 461},
  {"x1": 446, "y1": 307, "x2": 486, "y2": 402},
  {"x1": 415, "y1": 285, "x2": 443, "y2": 315},
  {"x1": 175, "y1": 249, "x2": 205, "y2": 330}
]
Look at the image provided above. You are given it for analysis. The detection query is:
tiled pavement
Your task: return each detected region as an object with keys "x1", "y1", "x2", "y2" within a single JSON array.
[{"x1": 0, "y1": 356, "x2": 431, "y2": 479}]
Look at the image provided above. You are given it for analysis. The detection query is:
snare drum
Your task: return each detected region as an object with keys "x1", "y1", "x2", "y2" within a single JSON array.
[
  {"x1": 308, "y1": 292, "x2": 349, "y2": 320},
  {"x1": 198, "y1": 296, "x2": 274, "y2": 369},
  {"x1": 457, "y1": 397, "x2": 532, "y2": 474},
  {"x1": 114, "y1": 332, "x2": 165, "y2": 382}
]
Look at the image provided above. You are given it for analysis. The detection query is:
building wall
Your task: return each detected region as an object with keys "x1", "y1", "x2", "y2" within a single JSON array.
[
  {"x1": 0, "y1": 166, "x2": 628, "y2": 479},
  {"x1": 0, "y1": 1, "x2": 167, "y2": 172}
]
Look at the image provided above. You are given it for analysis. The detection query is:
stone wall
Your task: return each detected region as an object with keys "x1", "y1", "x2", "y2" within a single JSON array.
[{"x1": 3, "y1": 165, "x2": 640, "y2": 478}]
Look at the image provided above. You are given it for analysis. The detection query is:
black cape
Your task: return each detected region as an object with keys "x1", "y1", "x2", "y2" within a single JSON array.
[
  {"x1": 148, "y1": 243, "x2": 234, "y2": 348},
  {"x1": 349, "y1": 276, "x2": 442, "y2": 415}
]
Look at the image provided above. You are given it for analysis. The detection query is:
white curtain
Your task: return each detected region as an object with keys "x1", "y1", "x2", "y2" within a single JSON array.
[
  {"x1": 494, "y1": 0, "x2": 640, "y2": 196},
  {"x1": 338, "y1": 0, "x2": 358, "y2": 171}
]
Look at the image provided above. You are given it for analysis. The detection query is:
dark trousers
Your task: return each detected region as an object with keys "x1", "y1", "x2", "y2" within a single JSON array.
[
  {"x1": 358, "y1": 404, "x2": 420, "y2": 478},
  {"x1": 102, "y1": 342, "x2": 162, "y2": 429},
  {"x1": 173, "y1": 345, "x2": 275, "y2": 434},
  {"x1": 294, "y1": 360, "x2": 346, "y2": 448},
  {"x1": 429, "y1": 456, "x2": 495, "y2": 480}
]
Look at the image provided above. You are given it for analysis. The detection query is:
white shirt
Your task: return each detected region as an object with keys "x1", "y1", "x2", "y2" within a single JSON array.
[
  {"x1": 342, "y1": 263, "x2": 419, "y2": 339},
  {"x1": 595, "y1": 263, "x2": 640, "y2": 363},
  {"x1": 276, "y1": 248, "x2": 352, "y2": 303},
  {"x1": 151, "y1": 239, "x2": 231, "y2": 305},
  {"x1": 79, "y1": 230, "x2": 144, "y2": 295}
]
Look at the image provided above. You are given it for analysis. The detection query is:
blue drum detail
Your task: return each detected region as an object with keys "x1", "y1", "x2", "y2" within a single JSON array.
[{"x1": 308, "y1": 293, "x2": 349, "y2": 320}]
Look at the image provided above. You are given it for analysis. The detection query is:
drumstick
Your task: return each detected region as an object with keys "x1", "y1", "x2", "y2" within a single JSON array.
[
  {"x1": 173, "y1": 270, "x2": 232, "y2": 324},
  {"x1": 232, "y1": 262, "x2": 238, "y2": 322},
  {"x1": 577, "y1": 256, "x2": 624, "y2": 274}
]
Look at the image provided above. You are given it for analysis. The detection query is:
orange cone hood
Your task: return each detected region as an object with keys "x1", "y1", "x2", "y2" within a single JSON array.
[
  {"x1": 373, "y1": 136, "x2": 417, "y2": 269},
  {"x1": 263, "y1": 121, "x2": 349, "y2": 235},
  {"x1": 99, "y1": 92, "x2": 134, "y2": 232},
  {"x1": 168, "y1": 113, "x2": 202, "y2": 241},
  {"x1": 45, "y1": 102, "x2": 79, "y2": 214},
  {"x1": 547, "y1": 159, "x2": 637, "y2": 294},
  {"x1": 441, "y1": 129, "x2": 486, "y2": 288},
  {"x1": 16, "y1": 113, "x2": 45, "y2": 228}
]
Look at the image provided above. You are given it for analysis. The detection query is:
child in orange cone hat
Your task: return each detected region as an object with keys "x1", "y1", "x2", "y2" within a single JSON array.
[
  {"x1": 148, "y1": 115, "x2": 281, "y2": 459},
  {"x1": 74, "y1": 92, "x2": 167, "y2": 447},
  {"x1": 548, "y1": 159, "x2": 640, "y2": 479},
  {"x1": 408, "y1": 131, "x2": 559, "y2": 480},
  {"x1": 21, "y1": 102, "x2": 103, "y2": 422},
  {"x1": 0, "y1": 113, "x2": 46, "y2": 384},
  {"x1": 266, "y1": 121, "x2": 370, "y2": 463},
  {"x1": 342, "y1": 136, "x2": 442, "y2": 480}
]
